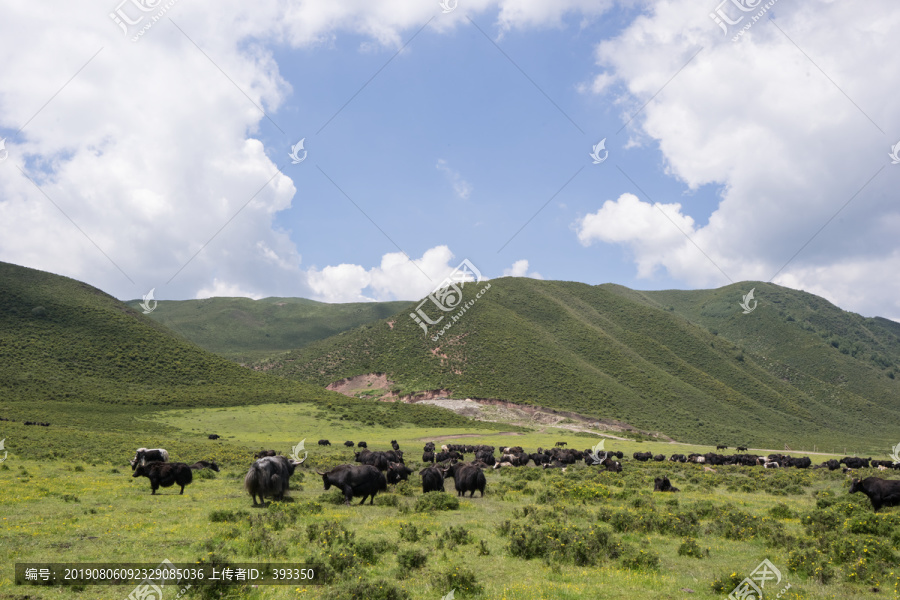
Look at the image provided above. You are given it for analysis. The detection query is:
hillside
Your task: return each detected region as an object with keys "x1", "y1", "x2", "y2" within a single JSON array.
[
  {"x1": 0, "y1": 260, "x2": 511, "y2": 452},
  {"x1": 125, "y1": 296, "x2": 409, "y2": 363},
  {"x1": 256, "y1": 278, "x2": 900, "y2": 450}
]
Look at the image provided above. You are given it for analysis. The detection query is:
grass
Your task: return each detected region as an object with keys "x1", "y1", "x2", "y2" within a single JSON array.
[
  {"x1": 256, "y1": 278, "x2": 900, "y2": 451},
  {"x1": 2, "y1": 452, "x2": 899, "y2": 599},
  {"x1": 124, "y1": 296, "x2": 409, "y2": 364}
]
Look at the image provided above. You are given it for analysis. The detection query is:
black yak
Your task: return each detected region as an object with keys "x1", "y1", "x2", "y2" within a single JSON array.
[
  {"x1": 849, "y1": 477, "x2": 900, "y2": 512},
  {"x1": 442, "y1": 462, "x2": 486, "y2": 497},
  {"x1": 130, "y1": 448, "x2": 169, "y2": 471},
  {"x1": 133, "y1": 462, "x2": 192, "y2": 495},
  {"x1": 420, "y1": 466, "x2": 446, "y2": 493},
  {"x1": 317, "y1": 464, "x2": 386, "y2": 505},
  {"x1": 244, "y1": 455, "x2": 305, "y2": 506}
]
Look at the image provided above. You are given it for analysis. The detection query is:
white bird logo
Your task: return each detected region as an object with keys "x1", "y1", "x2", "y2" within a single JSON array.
[
  {"x1": 441, "y1": 590, "x2": 455, "y2": 600},
  {"x1": 589, "y1": 139, "x2": 608, "y2": 164},
  {"x1": 0, "y1": 438, "x2": 6, "y2": 463},
  {"x1": 289, "y1": 138, "x2": 307, "y2": 164},
  {"x1": 139, "y1": 288, "x2": 158, "y2": 314},
  {"x1": 0, "y1": 138, "x2": 8, "y2": 162},
  {"x1": 438, "y1": 0, "x2": 457, "y2": 13},
  {"x1": 290, "y1": 439, "x2": 308, "y2": 462},
  {"x1": 890, "y1": 442, "x2": 900, "y2": 466},
  {"x1": 739, "y1": 288, "x2": 757, "y2": 314},
  {"x1": 589, "y1": 439, "x2": 606, "y2": 463},
  {"x1": 889, "y1": 141, "x2": 900, "y2": 165}
]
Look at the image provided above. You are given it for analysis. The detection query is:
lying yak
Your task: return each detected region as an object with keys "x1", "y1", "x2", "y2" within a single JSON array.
[
  {"x1": 244, "y1": 455, "x2": 305, "y2": 506},
  {"x1": 133, "y1": 462, "x2": 192, "y2": 495},
  {"x1": 653, "y1": 476, "x2": 679, "y2": 492},
  {"x1": 849, "y1": 477, "x2": 900, "y2": 513},
  {"x1": 317, "y1": 464, "x2": 386, "y2": 505},
  {"x1": 442, "y1": 462, "x2": 486, "y2": 498},
  {"x1": 190, "y1": 460, "x2": 220, "y2": 472}
]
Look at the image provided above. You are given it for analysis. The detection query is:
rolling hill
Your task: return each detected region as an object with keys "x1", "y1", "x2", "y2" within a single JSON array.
[
  {"x1": 125, "y1": 296, "x2": 409, "y2": 363},
  {"x1": 0, "y1": 260, "x2": 511, "y2": 462},
  {"x1": 256, "y1": 278, "x2": 900, "y2": 450}
]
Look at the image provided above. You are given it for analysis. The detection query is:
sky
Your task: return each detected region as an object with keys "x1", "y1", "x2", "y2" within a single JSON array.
[{"x1": 1, "y1": 0, "x2": 899, "y2": 321}]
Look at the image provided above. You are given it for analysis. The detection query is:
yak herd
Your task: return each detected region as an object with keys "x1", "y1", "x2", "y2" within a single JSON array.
[{"x1": 126, "y1": 440, "x2": 900, "y2": 513}]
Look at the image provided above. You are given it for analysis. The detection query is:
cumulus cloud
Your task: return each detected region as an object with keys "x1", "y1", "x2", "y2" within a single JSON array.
[
  {"x1": 503, "y1": 259, "x2": 543, "y2": 279},
  {"x1": 578, "y1": 0, "x2": 900, "y2": 318}
]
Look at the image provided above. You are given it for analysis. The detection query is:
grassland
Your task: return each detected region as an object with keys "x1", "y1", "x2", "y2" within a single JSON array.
[
  {"x1": 2, "y1": 403, "x2": 899, "y2": 600},
  {"x1": 124, "y1": 296, "x2": 409, "y2": 364}
]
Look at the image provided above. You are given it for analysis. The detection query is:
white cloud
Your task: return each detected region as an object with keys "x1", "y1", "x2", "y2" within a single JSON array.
[
  {"x1": 195, "y1": 278, "x2": 265, "y2": 300},
  {"x1": 578, "y1": 0, "x2": 900, "y2": 318},
  {"x1": 503, "y1": 259, "x2": 543, "y2": 279},
  {"x1": 436, "y1": 159, "x2": 473, "y2": 200}
]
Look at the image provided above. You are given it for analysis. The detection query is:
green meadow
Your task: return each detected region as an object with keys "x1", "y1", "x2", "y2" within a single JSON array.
[{"x1": 2, "y1": 403, "x2": 900, "y2": 600}]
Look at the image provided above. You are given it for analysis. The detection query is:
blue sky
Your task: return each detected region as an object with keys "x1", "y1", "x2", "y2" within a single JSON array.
[{"x1": 1, "y1": 1, "x2": 898, "y2": 319}]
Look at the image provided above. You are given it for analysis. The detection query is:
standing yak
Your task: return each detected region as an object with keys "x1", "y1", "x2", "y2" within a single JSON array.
[
  {"x1": 244, "y1": 455, "x2": 306, "y2": 506},
  {"x1": 317, "y1": 464, "x2": 387, "y2": 505},
  {"x1": 420, "y1": 466, "x2": 446, "y2": 493},
  {"x1": 133, "y1": 462, "x2": 192, "y2": 495},
  {"x1": 442, "y1": 462, "x2": 486, "y2": 497},
  {"x1": 849, "y1": 477, "x2": 900, "y2": 513}
]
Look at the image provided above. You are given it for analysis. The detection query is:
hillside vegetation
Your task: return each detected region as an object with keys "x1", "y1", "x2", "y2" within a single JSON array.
[
  {"x1": 0, "y1": 260, "x2": 513, "y2": 459},
  {"x1": 257, "y1": 278, "x2": 900, "y2": 451},
  {"x1": 126, "y1": 296, "x2": 408, "y2": 363}
]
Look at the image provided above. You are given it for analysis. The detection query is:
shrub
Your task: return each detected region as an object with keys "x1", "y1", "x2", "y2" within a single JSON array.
[
  {"x1": 398, "y1": 523, "x2": 430, "y2": 543},
  {"x1": 414, "y1": 492, "x2": 459, "y2": 512},
  {"x1": 711, "y1": 571, "x2": 745, "y2": 593},
  {"x1": 74, "y1": 465, "x2": 85, "y2": 472},
  {"x1": 375, "y1": 494, "x2": 400, "y2": 507},
  {"x1": 431, "y1": 566, "x2": 482, "y2": 597},
  {"x1": 209, "y1": 509, "x2": 249, "y2": 523},
  {"x1": 394, "y1": 480, "x2": 415, "y2": 496},
  {"x1": 621, "y1": 546, "x2": 660, "y2": 571},
  {"x1": 445, "y1": 525, "x2": 472, "y2": 547},
  {"x1": 397, "y1": 548, "x2": 427, "y2": 571},
  {"x1": 329, "y1": 578, "x2": 410, "y2": 600},
  {"x1": 307, "y1": 521, "x2": 353, "y2": 547},
  {"x1": 677, "y1": 538, "x2": 705, "y2": 558},
  {"x1": 319, "y1": 489, "x2": 347, "y2": 505},
  {"x1": 769, "y1": 503, "x2": 795, "y2": 519}
]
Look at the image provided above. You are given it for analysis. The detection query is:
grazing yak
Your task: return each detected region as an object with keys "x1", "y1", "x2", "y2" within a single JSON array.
[
  {"x1": 716, "y1": 445, "x2": 728, "y2": 451},
  {"x1": 357, "y1": 441, "x2": 367, "y2": 448},
  {"x1": 841, "y1": 457, "x2": 871, "y2": 469},
  {"x1": 653, "y1": 476, "x2": 679, "y2": 492},
  {"x1": 386, "y1": 462, "x2": 413, "y2": 484},
  {"x1": 244, "y1": 455, "x2": 306, "y2": 506},
  {"x1": 133, "y1": 462, "x2": 192, "y2": 495},
  {"x1": 422, "y1": 451, "x2": 435, "y2": 463},
  {"x1": 420, "y1": 466, "x2": 446, "y2": 493},
  {"x1": 442, "y1": 462, "x2": 486, "y2": 498},
  {"x1": 344, "y1": 441, "x2": 355, "y2": 447},
  {"x1": 131, "y1": 448, "x2": 169, "y2": 470},
  {"x1": 254, "y1": 449, "x2": 277, "y2": 459},
  {"x1": 190, "y1": 460, "x2": 220, "y2": 472},
  {"x1": 633, "y1": 452, "x2": 652, "y2": 462},
  {"x1": 318, "y1": 439, "x2": 331, "y2": 446},
  {"x1": 652, "y1": 454, "x2": 665, "y2": 462},
  {"x1": 317, "y1": 464, "x2": 386, "y2": 505},
  {"x1": 736, "y1": 446, "x2": 748, "y2": 452},
  {"x1": 849, "y1": 477, "x2": 900, "y2": 513},
  {"x1": 208, "y1": 434, "x2": 220, "y2": 440},
  {"x1": 391, "y1": 440, "x2": 400, "y2": 451}
]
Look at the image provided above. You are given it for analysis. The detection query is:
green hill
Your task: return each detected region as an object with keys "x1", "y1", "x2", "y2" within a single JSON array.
[
  {"x1": 124, "y1": 296, "x2": 409, "y2": 363},
  {"x1": 256, "y1": 278, "x2": 900, "y2": 450},
  {"x1": 0, "y1": 261, "x2": 512, "y2": 461}
]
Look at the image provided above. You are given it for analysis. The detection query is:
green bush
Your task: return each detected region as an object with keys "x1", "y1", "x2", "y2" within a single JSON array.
[
  {"x1": 397, "y1": 548, "x2": 427, "y2": 571},
  {"x1": 431, "y1": 566, "x2": 482, "y2": 597},
  {"x1": 621, "y1": 546, "x2": 660, "y2": 571},
  {"x1": 445, "y1": 525, "x2": 472, "y2": 547},
  {"x1": 307, "y1": 520, "x2": 353, "y2": 547},
  {"x1": 375, "y1": 494, "x2": 400, "y2": 507},
  {"x1": 209, "y1": 509, "x2": 249, "y2": 523},
  {"x1": 330, "y1": 578, "x2": 410, "y2": 600},
  {"x1": 397, "y1": 523, "x2": 430, "y2": 543},
  {"x1": 677, "y1": 538, "x2": 705, "y2": 558},
  {"x1": 414, "y1": 492, "x2": 459, "y2": 512},
  {"x1": 769, "y1": 503, "x2": 795, "y2": 519}
]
